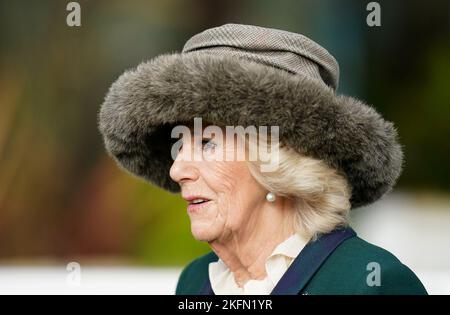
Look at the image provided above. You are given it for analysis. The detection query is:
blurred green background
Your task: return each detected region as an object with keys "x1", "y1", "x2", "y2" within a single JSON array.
[{"x1": 0, "y1": 0, "x2": 449, "y2": 267}]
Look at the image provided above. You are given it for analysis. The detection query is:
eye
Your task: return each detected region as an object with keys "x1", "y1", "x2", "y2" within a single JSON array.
[{"x1": 202, "y1": 139, "x2": 216, "y2": 151}]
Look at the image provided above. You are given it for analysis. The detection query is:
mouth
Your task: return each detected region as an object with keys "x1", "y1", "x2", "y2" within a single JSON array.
[{"x1": 183, "y1": 196, "x2": 212, "y2": 213}]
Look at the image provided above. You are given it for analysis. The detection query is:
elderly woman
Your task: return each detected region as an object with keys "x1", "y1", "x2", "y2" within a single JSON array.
[{"x1": 99, "y1": 24, "x2": 427, "y2": 295}]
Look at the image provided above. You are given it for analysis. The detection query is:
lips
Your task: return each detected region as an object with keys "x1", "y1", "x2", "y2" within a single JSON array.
[
  {"x1": 190, "y1": 198, "x2": 209, "y2": 204},
  {"x1": 183, "y1": 195, "x2": 212, "y2": 213},
  {"x1": 182, "y1": 195, "x2": 211, "y2": 204}
]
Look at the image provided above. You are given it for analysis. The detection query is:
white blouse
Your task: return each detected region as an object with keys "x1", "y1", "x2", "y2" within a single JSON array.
[{"x1": 208, "y1": 233, "x2": 308, "y2": 295}]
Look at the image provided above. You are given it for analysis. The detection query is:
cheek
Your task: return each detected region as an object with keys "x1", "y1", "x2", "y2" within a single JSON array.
[{"x1": 202, "y1": 161, "x2": 260, "y2": 227}]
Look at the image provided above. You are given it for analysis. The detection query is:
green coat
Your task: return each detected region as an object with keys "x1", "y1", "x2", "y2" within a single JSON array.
[{"x1": 175, "y1": 227, "x2": 427, "y2": 295}]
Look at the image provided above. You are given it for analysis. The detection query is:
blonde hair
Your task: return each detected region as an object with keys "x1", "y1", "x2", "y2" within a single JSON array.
[{"x1": 242, "y1": 131, "x2": 352, "y2": 241}]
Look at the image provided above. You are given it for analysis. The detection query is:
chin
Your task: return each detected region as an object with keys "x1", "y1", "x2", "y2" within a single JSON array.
[{"x1": 191, "y1": 225, "x2": 217, "y2": 242}]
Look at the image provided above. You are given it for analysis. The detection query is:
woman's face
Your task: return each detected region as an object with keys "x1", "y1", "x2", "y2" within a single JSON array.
[{"x1": 169, "y1": 127, "x2": 267, "y2": 242}]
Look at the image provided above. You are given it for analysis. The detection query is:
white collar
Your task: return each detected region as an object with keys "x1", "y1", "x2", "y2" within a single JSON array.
[{"x1": 208, "y1": 233, "x2": 308, "y2": 295}]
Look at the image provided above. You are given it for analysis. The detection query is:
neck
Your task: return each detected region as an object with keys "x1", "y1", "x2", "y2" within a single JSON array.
[{"x1": 208, "y1": 197, "x2": 296, "y2": 287}]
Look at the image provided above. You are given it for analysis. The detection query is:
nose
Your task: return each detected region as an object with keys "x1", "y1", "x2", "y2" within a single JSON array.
[{"x1": 169, "y1": 144, "x2": 199, "y2": 185}]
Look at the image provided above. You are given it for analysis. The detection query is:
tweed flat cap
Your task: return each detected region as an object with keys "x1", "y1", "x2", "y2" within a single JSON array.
[{"x1": 99, "y1": 23, "x2": 403, "y2": 209}]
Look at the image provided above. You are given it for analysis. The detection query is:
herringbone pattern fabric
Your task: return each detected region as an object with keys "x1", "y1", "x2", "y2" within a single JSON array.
[{"x1": 182, "y1": 24, "x2": 339, "y2": 90}]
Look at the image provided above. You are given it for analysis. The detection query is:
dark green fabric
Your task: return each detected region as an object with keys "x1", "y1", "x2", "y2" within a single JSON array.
[
  {"x1": 175, "y1": 236, "x2": 427, "y2": 295},
  {"x1": 176, "y1": 251, "x2": 218, "y2": 295}
]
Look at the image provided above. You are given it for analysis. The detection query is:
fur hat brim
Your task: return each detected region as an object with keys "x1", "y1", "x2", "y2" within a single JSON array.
[{"x1": 98, "y1": 52, "x2": 403, "y2": 209}]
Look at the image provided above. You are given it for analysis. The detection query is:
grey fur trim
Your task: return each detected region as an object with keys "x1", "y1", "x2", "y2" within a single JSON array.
[{"x1": 98, "y1": 52, "x2": 403, "y2": 209}]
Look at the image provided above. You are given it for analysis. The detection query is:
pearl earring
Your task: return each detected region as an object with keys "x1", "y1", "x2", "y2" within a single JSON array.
[{"x1": 266, "y1": 192, "x2": 276, "y2": 202}]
